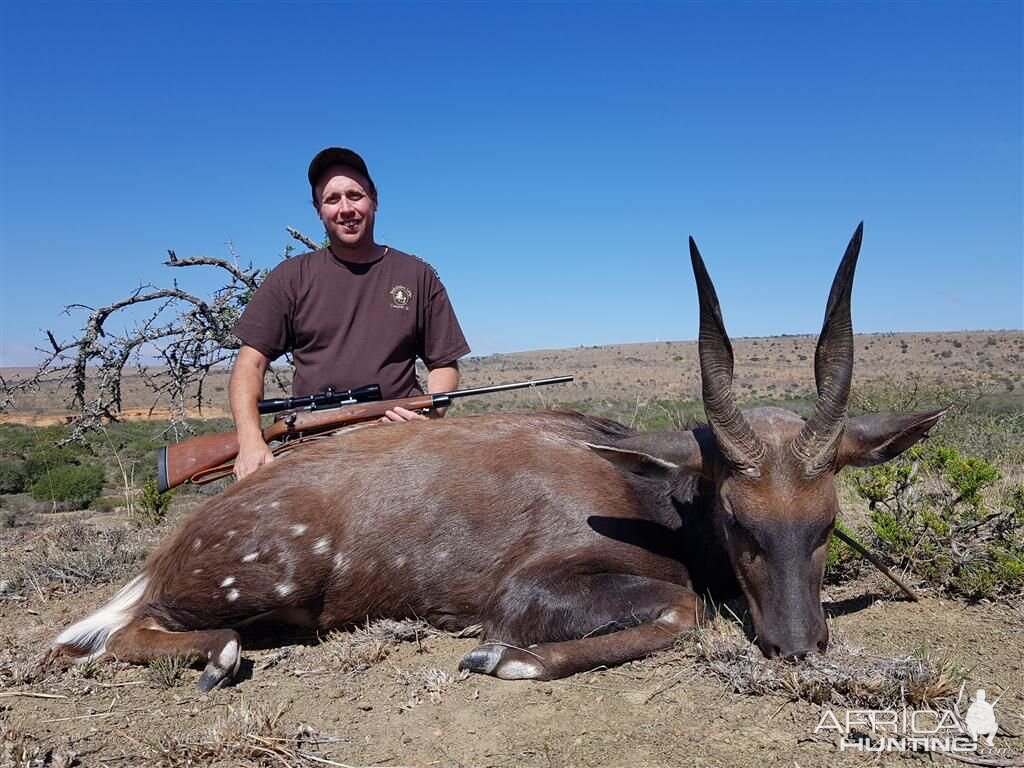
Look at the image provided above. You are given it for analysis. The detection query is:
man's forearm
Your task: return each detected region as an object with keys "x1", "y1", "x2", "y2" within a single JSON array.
[
  {"x1": 426, "y1": 364, "x2": 460, "y2": 417},
  {"x1": 229, "y1": 347, "x2": 270, "y2": 446}
]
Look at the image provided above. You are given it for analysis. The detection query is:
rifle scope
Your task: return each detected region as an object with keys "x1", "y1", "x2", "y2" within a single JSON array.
[{"x1": 258, "y1": 383, "x2": 382, "y2": 415}]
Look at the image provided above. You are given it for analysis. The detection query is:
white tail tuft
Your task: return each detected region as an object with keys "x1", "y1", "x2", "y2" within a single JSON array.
[{"x1": 52, "y1": 574, "x2": 148, "y2": 663}]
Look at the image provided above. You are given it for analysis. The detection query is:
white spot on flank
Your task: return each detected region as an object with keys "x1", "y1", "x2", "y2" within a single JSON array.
[
  {"x1": 226, "y1": 530, "x2": 237, "y2": 538},
  {"x1": 290, "y1": 524, "x2": 307, "y2": 536},
  {"x1": 395, "y1": 556, "x2": 407, "y2": 569},
  {"x1": 226, "y1": 589, "x2": 240, "y2": 602},
  {"x1": 192, "y1": 568, "x2": 203, "y2": 575},
  {"x1": 275, "y1": 582, "x2": 295, "y2": 597},
  {"x1": 436, "y1": 550, "x2": 449, "y2": 560},
  {"x1": 220, "y1": 576, "x2": 235, "y2": 587},
  {"x1": 242, "y1": 552, "x2": 259, "y2": 563},
  {"x1": 333, "y1": 553, "x2": 349, "y2": 573},
  {"x1": 192, "y1": 538, "x2": 202, "y2": 550},
  {"x1": 271, "y1": 501, "x2": 281, "y2": 509},
  {"x1": 313, "y1": 537, "x2": 330, "y2": 554}
]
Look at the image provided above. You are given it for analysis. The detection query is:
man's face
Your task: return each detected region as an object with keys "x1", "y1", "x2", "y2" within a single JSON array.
[{"x1": 314, "y1": 165, "x2": 377, "y2": 249}]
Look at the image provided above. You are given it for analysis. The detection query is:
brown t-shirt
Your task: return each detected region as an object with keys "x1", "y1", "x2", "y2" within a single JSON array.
[{"x1": 232, "y1": 247, "x2": 470, "y2": 397}]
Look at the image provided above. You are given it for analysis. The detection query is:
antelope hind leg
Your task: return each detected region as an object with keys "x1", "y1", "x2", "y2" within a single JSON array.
[
  {"x1": 461, "y1": 572, "x2": 702, "y2": 680},
  {"x1": 106, "y1": 616, "x2": 242, "y2": 693}
]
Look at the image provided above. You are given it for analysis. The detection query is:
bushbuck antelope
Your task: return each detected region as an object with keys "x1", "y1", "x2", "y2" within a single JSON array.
[{"x1": 49, "y1": 224, "x2": 947, "y2": 691}]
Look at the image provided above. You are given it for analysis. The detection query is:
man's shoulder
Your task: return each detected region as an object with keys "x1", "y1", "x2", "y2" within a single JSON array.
[
  {"x1": 276, "y1": 247, "x2": 328, "y2": 270},
  {"x1": 262, "y1": 248, "x2": 329, "y2": 281},
  {"x1": 386, "y1": 247, "x2": 442, "y2": 280}
]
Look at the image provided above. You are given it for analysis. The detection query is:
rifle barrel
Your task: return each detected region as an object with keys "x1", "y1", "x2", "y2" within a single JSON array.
[{"x1": 444, "y1": 376, "x2": 573, "y2": 400}]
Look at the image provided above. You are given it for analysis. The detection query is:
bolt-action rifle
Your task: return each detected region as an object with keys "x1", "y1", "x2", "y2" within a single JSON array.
[{"x1": 156, "y1": 376, "x2": 574, "y2": 493}]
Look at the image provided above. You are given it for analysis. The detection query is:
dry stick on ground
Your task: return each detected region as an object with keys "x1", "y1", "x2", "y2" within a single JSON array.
[{"x1": 833, "y1": 527, "x2": 920, "y2": 602}]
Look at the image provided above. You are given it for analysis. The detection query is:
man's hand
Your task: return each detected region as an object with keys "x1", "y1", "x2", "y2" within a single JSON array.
[
  {"x1": 234, "y1": 440, "x2": 275, "y2": 480},
  {"x1": 378, "y1": 406, "x2": 429, "y2": 423},
  {"x1": 378, "y1": 364, "x2": 460, "y2": 424}
]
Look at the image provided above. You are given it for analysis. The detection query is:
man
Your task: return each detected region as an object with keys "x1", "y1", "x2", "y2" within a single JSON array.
[{"x1": 229, "y1": 147, "x2": 470, "y2": 480}]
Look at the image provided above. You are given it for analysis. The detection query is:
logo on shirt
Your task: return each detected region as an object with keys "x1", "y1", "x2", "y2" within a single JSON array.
[{"x1": 390, "y1": 285, "x2": 413, "y2": 310}]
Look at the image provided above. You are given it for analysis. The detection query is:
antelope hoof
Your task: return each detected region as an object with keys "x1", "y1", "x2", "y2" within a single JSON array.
[
  {"x1": 458, "y1": 643, "x2": 546, "y2": 680},
  {"x1": 198, "y1": 638, "x2": 241, "y2": 693}
]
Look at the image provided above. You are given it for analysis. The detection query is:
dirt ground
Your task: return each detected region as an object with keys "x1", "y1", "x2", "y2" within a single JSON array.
[{"x1": 1, "y1": 519, "x2": 1021, "y2": 768}]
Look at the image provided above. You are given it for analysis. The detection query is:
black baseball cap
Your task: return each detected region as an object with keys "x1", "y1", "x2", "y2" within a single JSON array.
[{"x1": 307, "y1": 147, "x2": 376, "y2": 200}]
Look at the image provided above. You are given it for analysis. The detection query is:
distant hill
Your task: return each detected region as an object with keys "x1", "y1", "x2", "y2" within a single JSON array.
[{"x1": 1, "y1": 330, "x2": 1021, "y2": 425}]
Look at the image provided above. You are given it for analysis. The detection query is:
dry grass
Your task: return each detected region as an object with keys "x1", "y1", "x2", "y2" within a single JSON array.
[
  {"x1": 684, "y1": 615, "x2": 966, "y2": 708},
  {"x1": 152, "y1": 698, "x2": 344, "y2": 767},
  {"x1": 0, "y1": 716, "x2": 76, "y2": 768},
  {"x1": 317, "y1": 618, "x2": 433, "y2": 674},
  {"x1": 394, "y1": 665, "x2": 461, "y2": 709},
  {"x1": 147, "y1": 654, "x2": 198, "y2": 690},
  {"x1": 0, "y1": 522, "x2": 150, "y2": 601}
]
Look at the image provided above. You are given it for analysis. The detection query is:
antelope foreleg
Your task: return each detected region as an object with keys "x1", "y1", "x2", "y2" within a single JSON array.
[
  {"x1": 106, "y1": 616, "x2": 242, "y2": 692},
  {"x1": 462, "y1": 574, "x2": 702, "y2": 680}
]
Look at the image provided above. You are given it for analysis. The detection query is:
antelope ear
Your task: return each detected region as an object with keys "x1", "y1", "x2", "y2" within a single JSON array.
[
  {"x1": 837, "y1": 406, "x2": 952, "y2": 468},
  {"x1": 585, "y1": 431, "x2": 705, "y2": 479}
]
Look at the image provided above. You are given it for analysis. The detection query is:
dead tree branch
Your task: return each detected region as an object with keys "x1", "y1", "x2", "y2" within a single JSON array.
[{"x1": 1, "y1": 227, "x2": 319, "y2": 441}]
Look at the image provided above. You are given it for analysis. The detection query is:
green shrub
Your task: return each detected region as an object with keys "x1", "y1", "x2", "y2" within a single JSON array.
[
  {"x1": 0, "y1": 459, "x2": 29, "y2": 494},
  {"x1": 29, "y1": 464, "x2": 105, "y2": 510},
  {"x1": 91, "y1": 495, "x2": 125, "y2": 512},
  {"x1": 852, "y1": 443, "x2": 1022, "y2": 600},
  {"x1": 135, "y1": 479, "x2": 175, "y2": 527},
  {"x1": 24, "y1": 432, "x2": 92, "y2": 484}
]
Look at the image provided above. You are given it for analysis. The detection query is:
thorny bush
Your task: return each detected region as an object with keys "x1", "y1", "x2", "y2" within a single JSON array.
[{"x1": 852, "y1": 442, "x2": 1023, "y2": 600}]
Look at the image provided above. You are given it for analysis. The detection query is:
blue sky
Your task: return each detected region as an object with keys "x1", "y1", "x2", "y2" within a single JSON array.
[{"x1": 1, "y1": 1, "x2": 1021, "y2": 366}]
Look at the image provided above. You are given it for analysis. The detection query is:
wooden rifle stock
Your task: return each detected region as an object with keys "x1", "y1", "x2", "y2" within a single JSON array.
[
  {"x1": 155, "y1": 376, "x2": 573, "y2": 492},
  {"x1": 156, "y1": 395, "x2": 435, "y2": 493}
]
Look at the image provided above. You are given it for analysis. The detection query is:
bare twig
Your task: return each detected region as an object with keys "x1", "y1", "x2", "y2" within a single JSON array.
[
  {"x1": 834, "y1": 527, "x2": 920, "y2": 601},
  {"x1": 287, "y1": 227, "x2": 321, "y2": 251}
]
